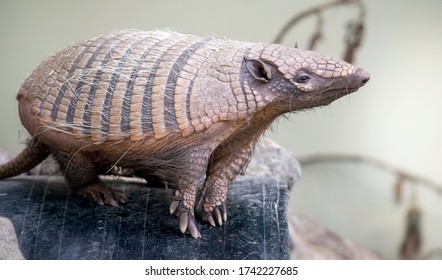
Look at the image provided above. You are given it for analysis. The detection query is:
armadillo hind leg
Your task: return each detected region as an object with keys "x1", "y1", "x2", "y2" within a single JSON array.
[
  {"x1": 198, "y1": 141, "x2": 256, "y2": 227},
  {"x1": 50, "y1": 147, "x2": 127, "y2": 206}
]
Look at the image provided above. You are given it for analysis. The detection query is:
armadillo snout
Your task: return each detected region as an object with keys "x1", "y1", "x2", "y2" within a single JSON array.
[{"x1": 355, "y1": 68, "x2": 370, "y2": 87}]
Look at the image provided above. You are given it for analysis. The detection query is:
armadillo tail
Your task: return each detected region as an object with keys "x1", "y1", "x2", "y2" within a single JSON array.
[{"x1": 0, "y1": 141, "x2": 50, "y2": 179}]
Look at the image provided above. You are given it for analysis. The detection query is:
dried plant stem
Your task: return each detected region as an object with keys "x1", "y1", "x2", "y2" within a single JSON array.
[
  {"x1": 273, "y1": 0, "x2": 366, "y2": 63},
  {"x1": 298, "y1": 154, "x2": 442, "y2": 196}
]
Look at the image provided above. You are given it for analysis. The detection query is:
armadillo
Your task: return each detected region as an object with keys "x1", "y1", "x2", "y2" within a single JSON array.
[{"x1": 0, "y1": 30, "x2": 370, "y2": 238}]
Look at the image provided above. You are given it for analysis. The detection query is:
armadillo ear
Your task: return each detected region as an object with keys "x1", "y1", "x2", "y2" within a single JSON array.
[{"x1": 245, "y1": 59, "x2": 272, "y2": 82}]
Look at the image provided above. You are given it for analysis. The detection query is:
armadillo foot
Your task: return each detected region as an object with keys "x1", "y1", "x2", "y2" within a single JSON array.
[
  {"x1": 200, "y1": 202, "x2": 227, "y2": 227},
  {"x1": 74, "y1": 181, "x2": 127, "y2": 207},
  {"x1": 169, "y1": 199, "x2": 201, "y2": 239}
]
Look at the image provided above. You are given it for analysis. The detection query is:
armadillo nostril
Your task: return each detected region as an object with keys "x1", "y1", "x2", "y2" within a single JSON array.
[
  {"x1": 356, "y1": 68, "x2": 370, "y2": 86},
  {"x1": 361, "y1": 77, "x2": 369, "y2": 86}
]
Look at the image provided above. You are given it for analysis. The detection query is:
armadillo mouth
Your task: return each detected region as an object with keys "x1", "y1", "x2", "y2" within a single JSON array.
[
  {"x1": 323, "y1": 87, "x2": 359, "y2": 98},
  {"x1": 318, "y1": 87, "x2": 360, "y2": 105}
]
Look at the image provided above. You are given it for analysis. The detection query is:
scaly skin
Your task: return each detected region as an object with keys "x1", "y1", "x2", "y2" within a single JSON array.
[
  {"x1": 0, "y1": 30, "x2": 370, "y2": 238},
  {"x1": 0, "y1": 141, "x2": 49, "y2": 178}
]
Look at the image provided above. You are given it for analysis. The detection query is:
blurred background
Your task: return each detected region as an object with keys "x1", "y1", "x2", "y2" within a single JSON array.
[{"x1": 1, "y1": 0, "x2": 441, "y2": 259}]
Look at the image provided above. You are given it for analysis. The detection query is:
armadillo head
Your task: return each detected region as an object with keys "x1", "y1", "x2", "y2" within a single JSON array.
[{"x1": 244, "y1": 45, "x2": 370, "y2": 113}]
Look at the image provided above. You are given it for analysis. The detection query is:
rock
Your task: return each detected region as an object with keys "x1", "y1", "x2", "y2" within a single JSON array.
[
  {"x1": 0, "y1": 177, "x2": 289, "y2": 260},
  {"x1": 245, "y1": 137, "x2": 301, "y2": 190},
  {"x1": 288, "y1": 213, "x2": 380, "y2": 259},
  {"x1": 0, "y1": 217, "x2": 24, "y2": 260}
]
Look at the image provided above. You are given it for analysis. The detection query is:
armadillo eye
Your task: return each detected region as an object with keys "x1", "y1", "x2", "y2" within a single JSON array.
[{"x1": 295, "y1": 74, "x2": 310, "y2": 83}]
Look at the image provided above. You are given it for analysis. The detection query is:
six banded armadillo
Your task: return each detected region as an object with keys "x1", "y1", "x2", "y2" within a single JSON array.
[{"x1": 0, "y1": 29, "x2": 370, "y2": 238}]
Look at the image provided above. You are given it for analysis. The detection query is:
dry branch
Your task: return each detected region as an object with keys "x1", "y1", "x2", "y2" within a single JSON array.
[{"x1": 273, "y1": 0, "x2": 366, "y2": 63}]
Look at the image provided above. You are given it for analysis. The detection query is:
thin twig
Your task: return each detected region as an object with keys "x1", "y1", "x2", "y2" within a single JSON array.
[
  {"x1": 298, "y1": 154, "x2": 442, "y2": 196},
  {"x1": 273, "y1": 0, "x2": 365, "y2": 45},
  {"x1": 273, "y1": 0, "x2": 367, "y2": 63},
  {"x1": 308, "y1": 12, "x2": 324, "y2": 50},
  {"x1": 342, "y1": 16, "x2": 364, "y2": 62}
]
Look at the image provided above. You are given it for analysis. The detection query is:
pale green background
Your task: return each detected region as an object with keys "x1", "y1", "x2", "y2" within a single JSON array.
[{"x1": 1, "y1": 0, "x2": 441, "y2": 259}]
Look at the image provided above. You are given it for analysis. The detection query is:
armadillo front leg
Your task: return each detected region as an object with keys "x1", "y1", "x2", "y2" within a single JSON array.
[
  {"x1": 198, "y1": 140, "x2": 256, "y2": 227},
  {"x1": 50, "y1": 147, "x2": 127, "y2": 206},
  {"x1": 169, "y1": 148, "x2": 213, "y2": 239}
]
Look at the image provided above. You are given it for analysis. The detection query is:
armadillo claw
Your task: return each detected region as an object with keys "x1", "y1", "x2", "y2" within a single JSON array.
[
  {"x1": 201, "y1": 203, "x2": 227, "y2": 227},
  {"x1": 170, "y1": 200, "x2": 201, "y2": 239},
  {"x1": 185, "y1": 215, "x2": 201, "y2": 239},
  {"x1": 75, "y1": 181, "x2": 127, "y2": 207},
  {"x1": 206, "y1": 215, "x2": 216, "y2": 227},
  {"x1": 214, "y1": 207, "x2": 223, "y2": 226},
  {"x1": 169, "y1": 200, "x2": 180, "y2": 214}
]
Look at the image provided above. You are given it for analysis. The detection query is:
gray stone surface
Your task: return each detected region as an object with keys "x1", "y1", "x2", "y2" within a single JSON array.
[
  {"x1": 0, "y1": 177, "x2": 289, "y2": 260},
  {"x1": 289, "y1": 213, "x2": 380, "y2": 259},
  {"x1": 245, "y1": 137, "x2": 301, "y2": 190},
  {"x1": 0, "y1": 217, "x2": 24, "y2": 259}
]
